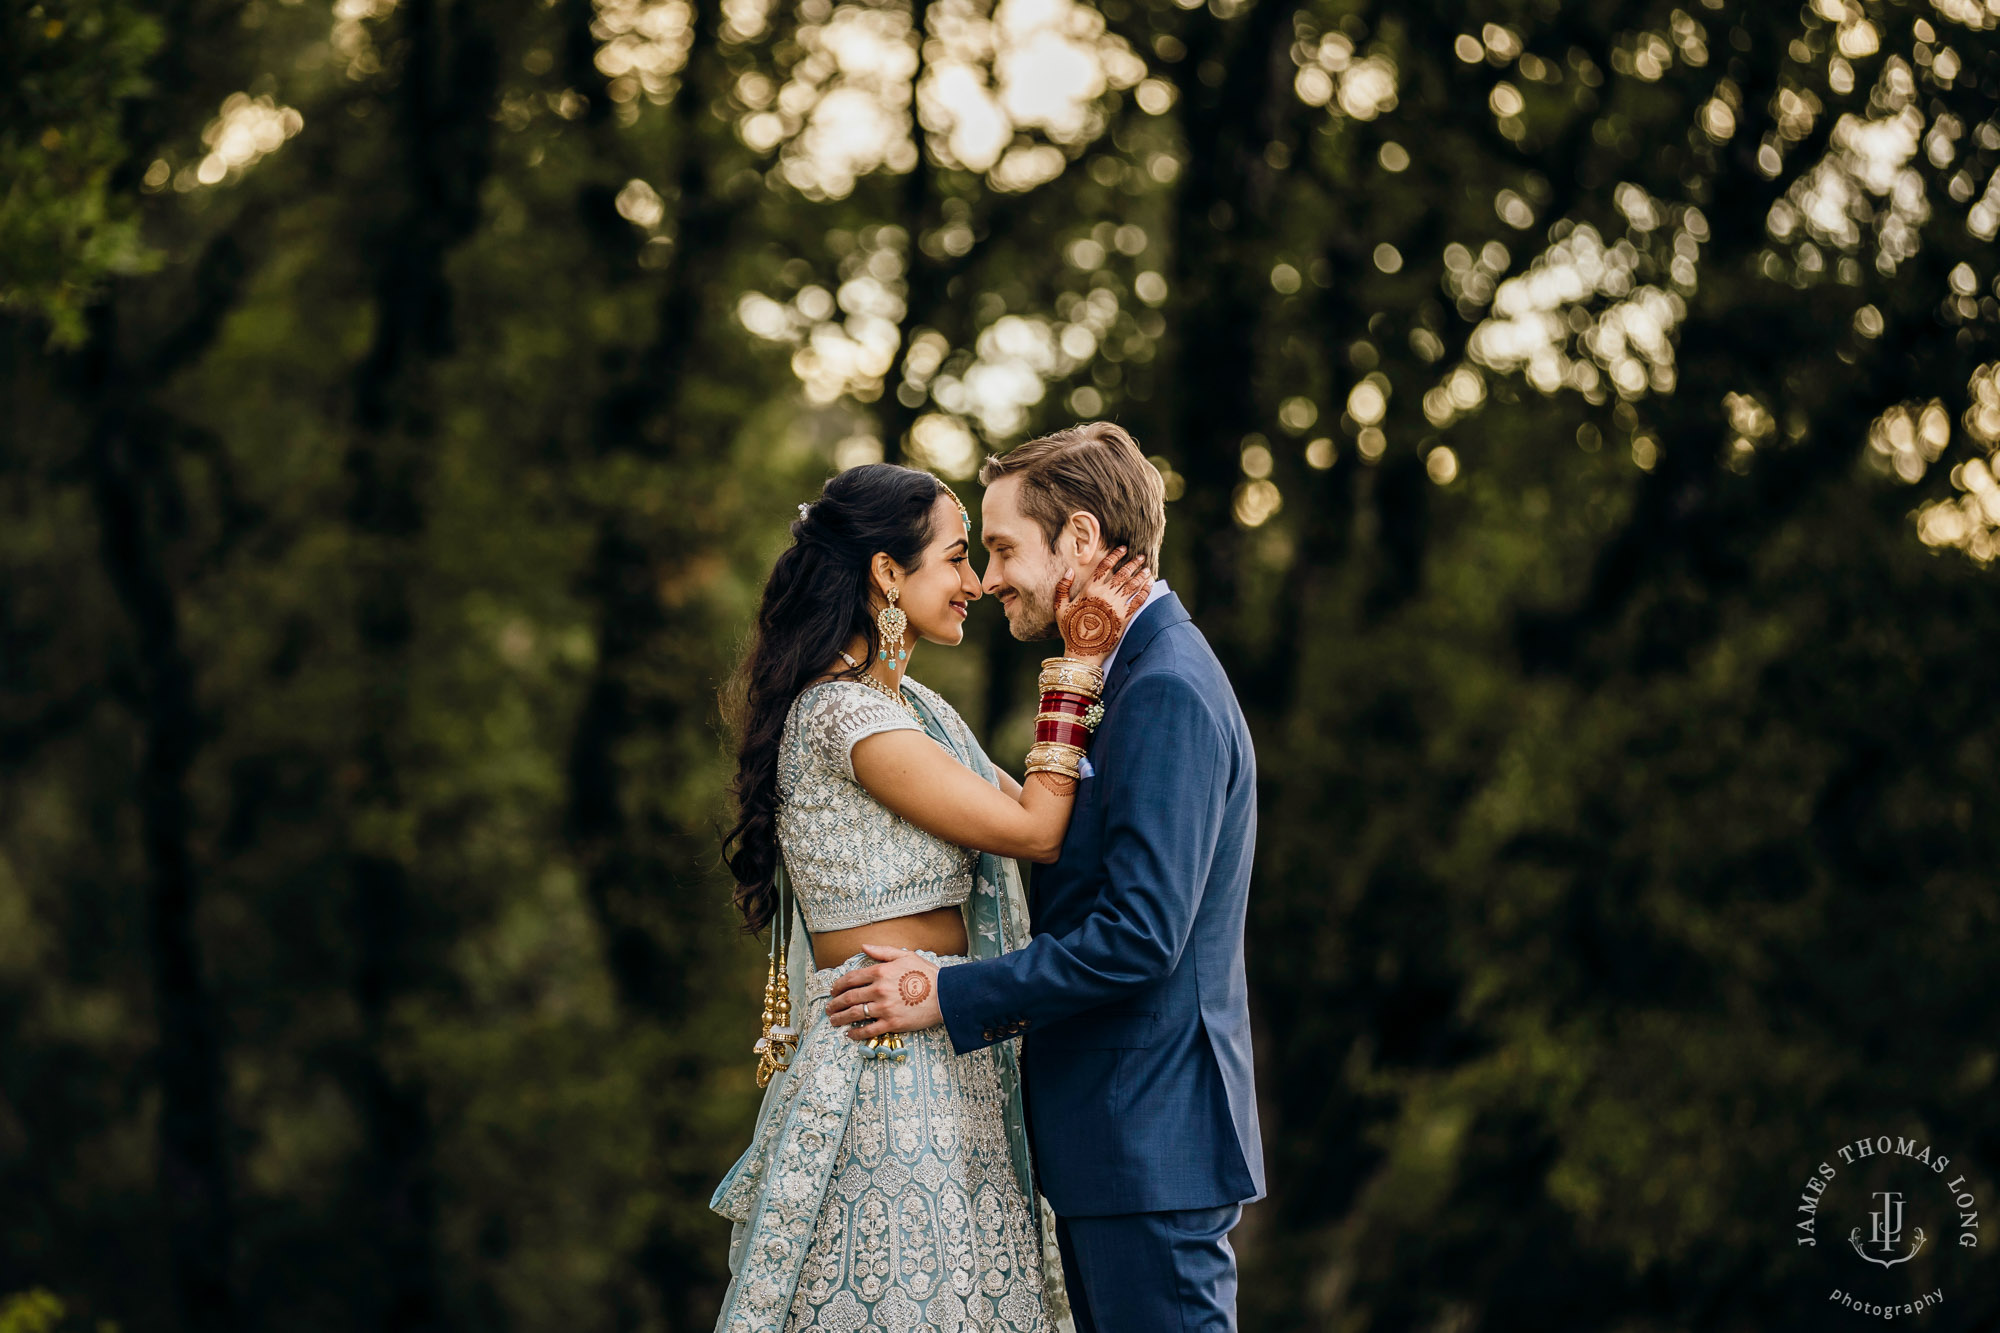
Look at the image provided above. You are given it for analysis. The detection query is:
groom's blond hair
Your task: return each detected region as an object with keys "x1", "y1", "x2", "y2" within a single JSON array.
[{"x1": 977, "y1": 422, "x2": 1166, "y2": 569}]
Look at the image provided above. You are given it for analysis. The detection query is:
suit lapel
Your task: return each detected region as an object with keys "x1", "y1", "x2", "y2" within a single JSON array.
[{"x1": 1103, "y1": 592, "x2": 1190, "y2": 706}]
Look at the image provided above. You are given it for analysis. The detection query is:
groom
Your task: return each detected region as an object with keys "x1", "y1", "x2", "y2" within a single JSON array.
[{"x1": 828, "y1": 422, "x2": 1264, "y2": 1332}]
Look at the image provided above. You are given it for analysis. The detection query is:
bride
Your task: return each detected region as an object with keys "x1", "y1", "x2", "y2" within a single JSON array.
[{"x1": 711, "y1": 462, "x2": 1148, "y2": 1333}]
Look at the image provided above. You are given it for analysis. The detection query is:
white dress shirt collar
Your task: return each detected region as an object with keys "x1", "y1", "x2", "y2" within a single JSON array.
[{"x1": 1099, "y1": 577, "x2": 1171, "y2": 681}]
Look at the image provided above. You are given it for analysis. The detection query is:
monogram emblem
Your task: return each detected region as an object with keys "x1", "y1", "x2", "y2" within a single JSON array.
[{"x1": 1849, "y1": 1190, "x2": 1926, "y2": 1268}]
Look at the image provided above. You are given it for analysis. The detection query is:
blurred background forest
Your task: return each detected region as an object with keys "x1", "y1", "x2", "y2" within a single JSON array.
[{"x1": 6, "y1": 0, "x2": 2000, "y2": 1327}]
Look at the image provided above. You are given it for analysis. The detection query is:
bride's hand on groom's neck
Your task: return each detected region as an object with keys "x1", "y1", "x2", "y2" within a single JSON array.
[{"x1": 1055, "y1": 546, "x2": 1152, "y2": 665}]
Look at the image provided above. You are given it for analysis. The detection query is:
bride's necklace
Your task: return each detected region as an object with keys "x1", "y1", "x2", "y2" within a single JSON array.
[{"x1": 839, "y1": 651, "x2": 920, "y2": 719}]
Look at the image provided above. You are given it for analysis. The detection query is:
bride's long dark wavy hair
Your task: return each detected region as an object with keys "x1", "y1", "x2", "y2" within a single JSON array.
[{"x1": 722, "y1": 463, "x2": 950, "y2": 933}]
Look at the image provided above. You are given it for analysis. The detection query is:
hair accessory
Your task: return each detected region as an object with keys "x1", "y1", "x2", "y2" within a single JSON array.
[
  {"x1": 877, "y1": 586, "x2": 908, "y2": 664},
  {"x1": 797, "y1": 501, "x2": 812, "y2": 521}
]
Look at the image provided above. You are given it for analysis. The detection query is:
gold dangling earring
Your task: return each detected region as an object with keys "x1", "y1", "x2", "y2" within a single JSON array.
[{"x1": 877, "y1": 585, "x2": 908, "y2": 666}]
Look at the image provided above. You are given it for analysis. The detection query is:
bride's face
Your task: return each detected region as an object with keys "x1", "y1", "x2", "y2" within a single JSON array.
[{"x1": 883, "y1": 492, "x2": 981, "y2": 650}]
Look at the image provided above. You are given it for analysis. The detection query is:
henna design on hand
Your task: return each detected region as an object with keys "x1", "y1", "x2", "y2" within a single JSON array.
[
  {"x1": 898, "y1": 970, "x2": 932, "y2": 1007},
  {"x1": 1056, "y1": 545, "x2": 1154, "y2": 658},
  {"x1": 1061, "y1": 596, "x2": 1121, "y2": 654},
  {"x1": 1116, "y1": 556, "x2": 1152, "y2": 612},
  {"x1": 1028, "y1": 771, "x2": 1079, "y2": 795}
]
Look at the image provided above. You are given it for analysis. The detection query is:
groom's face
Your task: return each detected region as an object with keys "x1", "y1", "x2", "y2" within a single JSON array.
[{"x1": 980, "y1": 476, "x2": 1090, "y2": 641}]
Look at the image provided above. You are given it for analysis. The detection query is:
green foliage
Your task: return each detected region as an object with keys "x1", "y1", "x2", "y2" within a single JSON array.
[
  {"x1": 3, "y1": 0, "x2": 2000, "y2": 1330},
  {"x1": 0, "y1": 1292, "x2": 63, "y2": 1333},
  {"x1": 0, "y1": 1291, "x2": 115, "y2": 1333},
  {"x1": 0, "y1": 0, "x2": 161, "y2": 343}
]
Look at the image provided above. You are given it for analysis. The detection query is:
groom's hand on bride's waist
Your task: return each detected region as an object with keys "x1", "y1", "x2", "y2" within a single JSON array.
[{"x1": 827, "y1": 945, "x2": 944, "y2": 1039}]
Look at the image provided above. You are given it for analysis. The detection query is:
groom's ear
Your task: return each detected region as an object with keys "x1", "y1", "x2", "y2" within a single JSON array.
[{"x1": 1059, "y1": 509, "x2": 1107, "y2": 569}]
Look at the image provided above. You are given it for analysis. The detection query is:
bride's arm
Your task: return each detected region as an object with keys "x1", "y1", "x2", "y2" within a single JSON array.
[
  {"x1": 855, "y1": 545, "x2": 1150, "y2": 863},
  {"x1": 852, "y1": 731, "x2": 1073, "y2": 863}
]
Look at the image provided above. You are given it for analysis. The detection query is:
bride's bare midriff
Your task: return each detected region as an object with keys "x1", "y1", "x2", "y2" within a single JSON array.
[{"x1": 812, "y1": 905, "x2": 968, "y2": 971}]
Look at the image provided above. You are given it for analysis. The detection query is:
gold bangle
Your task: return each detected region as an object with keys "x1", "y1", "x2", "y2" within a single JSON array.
[
  {"x1": 1039, "y1": 655, "x2": 1102, "y2": 681},
  {"x1": 1039, "y1": 660, "x2": 1103, "y2": 693},
  {"x1": 1025, "y1": 761, "x2": 1084, "y2": 781},
  {"x1": 1038, "y1": 658, "x2": 1104, "y2": 699},
  {"x1": 1024, "y1": 741, "x2": 1086, "y2": 778},
  {"x1": 1035, "y1": 709, "x2": 1099, "y2": 726}
]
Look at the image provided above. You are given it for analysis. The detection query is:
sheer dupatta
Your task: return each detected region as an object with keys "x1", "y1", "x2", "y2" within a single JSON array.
[
  {"x1": 903, "y1": 691, "x2": 1031, "y2": 1189},
  {"x1": 904, "y1": 686, "x2": 1074, "y2": 1332}
]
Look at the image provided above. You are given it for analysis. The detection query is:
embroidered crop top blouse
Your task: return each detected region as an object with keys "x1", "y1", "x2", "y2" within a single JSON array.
[{"x1": 775, "y1": 678, "x2": 978, "y2": 934}]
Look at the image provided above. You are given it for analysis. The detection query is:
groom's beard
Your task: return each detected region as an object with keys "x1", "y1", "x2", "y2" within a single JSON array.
[{"x1": 1001, "y1": 580, "x2": 1060, "y2": 642}]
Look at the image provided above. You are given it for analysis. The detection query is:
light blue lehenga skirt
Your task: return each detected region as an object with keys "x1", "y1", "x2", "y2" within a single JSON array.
[
  {"x1": 711, "y1": 951, "x2": 1060, "y2": 1333},
  {"x1": 714, "y1": 683, "x2": 1072, "y2": 1333}
]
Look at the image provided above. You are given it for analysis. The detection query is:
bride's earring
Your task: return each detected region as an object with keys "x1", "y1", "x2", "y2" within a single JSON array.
[{"x1": 877, "y1": 586, "x2": 908, "y2": 664}]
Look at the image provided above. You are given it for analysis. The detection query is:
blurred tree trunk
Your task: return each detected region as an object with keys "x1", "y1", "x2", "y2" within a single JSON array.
[
  {"x1": 342, "y1": 0, "x2": 500, "y2": 1326},
  {"x1": 79, "y1": 300, "x2": 239, "y2": 1333},
  {"x1": 58, "y1": 5, "x2": 273, "y2": 1308},
  {"x1": 564, "y1": 0, "x2": 727, "y2": 1024},
  {"x1": 878, "y1": 0, "x2": 943, "y2": 464},
  {"x1": 1153, "y1": 0, "x2": 1306, "y2": 653},
  {"x1": 560, "y1": 1, "x2": 746, "y2": 1323}
]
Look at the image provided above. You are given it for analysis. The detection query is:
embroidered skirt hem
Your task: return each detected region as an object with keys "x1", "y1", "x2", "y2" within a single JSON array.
[{"x1": 712, "y1": 953, "x2": 1052, "y2": 1333}]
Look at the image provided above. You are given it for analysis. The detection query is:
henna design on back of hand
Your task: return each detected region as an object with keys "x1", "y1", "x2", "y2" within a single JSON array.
[
  {"x1": 1061, "y1": 596, "x2": 1120, "y2": 653},
  {"x1": 1056, "y1": 546, "x2": 1153, "y2": 658}
]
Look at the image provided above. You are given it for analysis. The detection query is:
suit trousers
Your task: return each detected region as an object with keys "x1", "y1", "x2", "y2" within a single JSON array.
[{"x1": 1053, "y1": 1203, "x2": 1242, "y2": 1333}]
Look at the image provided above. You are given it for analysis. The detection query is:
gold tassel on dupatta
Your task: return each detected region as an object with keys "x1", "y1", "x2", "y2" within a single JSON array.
[{"x1": 753, "y1": 872, "x2": 798, "y2": 1087}]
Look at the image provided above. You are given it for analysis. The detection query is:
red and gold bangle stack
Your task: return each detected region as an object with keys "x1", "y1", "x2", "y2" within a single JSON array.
[
  {"x1": 1026, "y1": 657, "x2": 1106, "y2": 782},
  {"x1": 1037, "y1": 693, "x2": 1094, "y2": 749}
]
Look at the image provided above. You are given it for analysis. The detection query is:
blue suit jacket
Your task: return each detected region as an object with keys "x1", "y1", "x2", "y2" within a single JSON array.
[{"x1": 937, "y1": 594, "x2": 1265, "y2": 1216}]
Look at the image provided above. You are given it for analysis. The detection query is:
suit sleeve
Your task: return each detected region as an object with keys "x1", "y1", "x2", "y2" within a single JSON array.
[{"x1": 936, "y1": 668, "x2": 1229, "y2": 1053}]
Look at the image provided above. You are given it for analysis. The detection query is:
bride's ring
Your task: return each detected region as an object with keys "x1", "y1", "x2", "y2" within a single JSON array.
[{"x1": 862, "y1": 1003, "x2": 872, "y2": 1020}]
